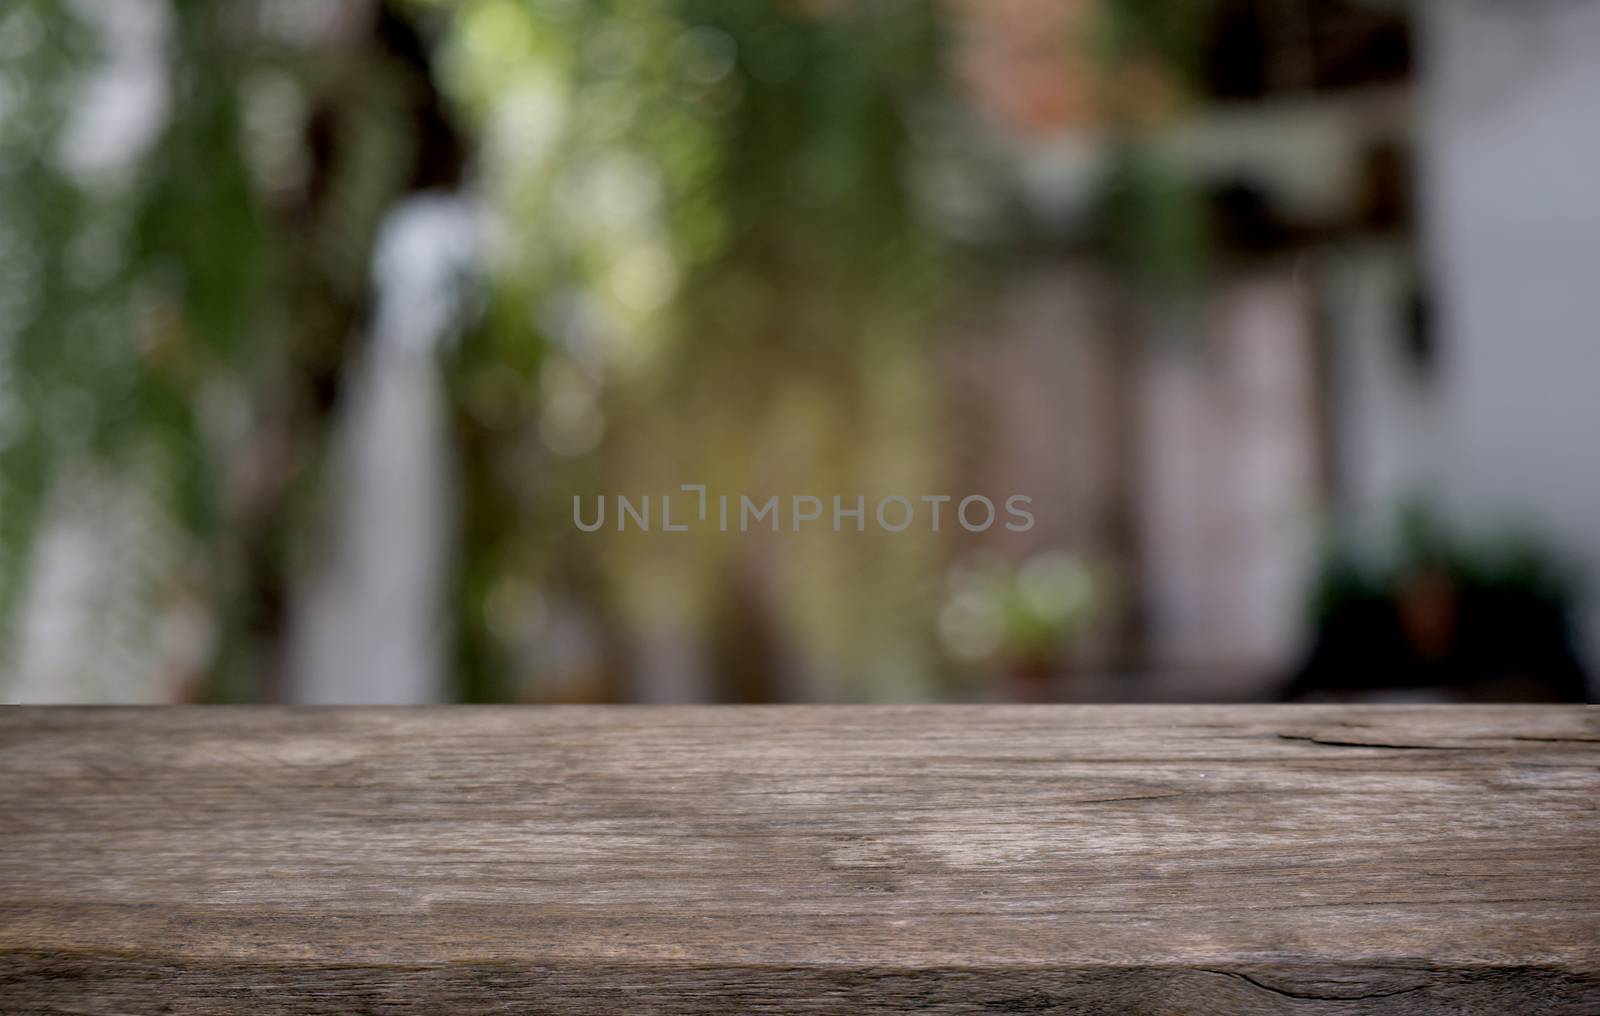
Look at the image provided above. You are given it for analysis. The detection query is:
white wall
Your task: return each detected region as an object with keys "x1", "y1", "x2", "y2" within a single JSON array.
[{"x1": 1423, "y1": 0, "x2": 1600, "y2": 676}]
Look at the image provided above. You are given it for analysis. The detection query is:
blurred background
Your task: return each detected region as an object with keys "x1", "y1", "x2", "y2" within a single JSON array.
[{"x1": 1, "y1": 0, "x2": 1595, "y2": 704}]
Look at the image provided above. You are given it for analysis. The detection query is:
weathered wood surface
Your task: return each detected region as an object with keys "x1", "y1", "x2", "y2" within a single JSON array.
[{"x1": 2, "y1": 705, "x2": 1597, "y2": 1014}]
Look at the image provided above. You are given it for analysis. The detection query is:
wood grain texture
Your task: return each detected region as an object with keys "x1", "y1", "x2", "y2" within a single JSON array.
[{"x1": 1, "y1": 705, "x2": 1597, "y2": 1014}]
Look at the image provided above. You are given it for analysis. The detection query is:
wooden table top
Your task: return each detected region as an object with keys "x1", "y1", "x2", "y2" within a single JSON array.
[{"x1": 2, "y1": 705, "x2": 1597, "y2": 1014}]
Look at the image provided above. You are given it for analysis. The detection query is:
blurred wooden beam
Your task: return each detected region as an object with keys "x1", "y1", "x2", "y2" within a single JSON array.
[{"x1": 2, "y1": 705, "x2": 1597, "y2": 1013}]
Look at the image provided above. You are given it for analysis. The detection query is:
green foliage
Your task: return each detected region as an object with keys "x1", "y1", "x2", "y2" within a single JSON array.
[
  {"x1": 2, "y1": 0, "x2": 1221, "y2": 700},
  {"x1": 0, "y1": 1, "x2": 451, "y2": 697},
  {"x1": 0, "y1": 1, "x2": 273, "y2": 693},
  {"x1": 442, "y1": 0, "x2": 957, "y2": 700},
  {"x1": 1311, "y1": 503, "x2": 1581, "y2": 624},
  {"x1": 1101, "y1": 140, "x2": 1209, "y2": 296},
  {"x1": 1099, "y1": 0, "x2": 1214, "y2": 83}
]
